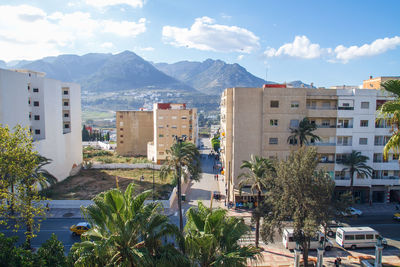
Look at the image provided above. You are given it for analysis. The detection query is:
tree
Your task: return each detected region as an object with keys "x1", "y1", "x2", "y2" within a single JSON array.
[
  {"x1": 36, "y1": 233, "x2": 68, "y2": 267},
  {"x1": 238, "y1": 155, "x2": 274, "y2": 248},
  {"x1": 160, "y1": 138, "x2": 201, "y2": 234},
  {"x1": 341, "y1": 150, "x2": 373, "y2": 198},
  {"x1": 211, "y1": 135, "x2": 220, "y2": 152},
  {"x1": 185, "y1": 202, "x2": 261, "y2": 267},
  {"x1": 377, "y1": 80, "x2": 400, "y2": 159},
  {"x1": 261, "y1": 147, "x2": 337, "y2": 267},
  {"x1": 71, "y1": 183, "x2": 186, "y2": 267},
  {"x1": 287, "y1": 117, "x2": 321, "y2": 146},
  {"x1": 82, "y1": 125, "x2": 90, "y2": 141}
]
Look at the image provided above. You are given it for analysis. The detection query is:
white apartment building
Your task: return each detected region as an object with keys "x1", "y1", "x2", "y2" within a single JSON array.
[
  {"x1": 221, "y1": 86, "x2": 400, "y2": 204},
  {"x1": 0, "y1": 68, "x2": 82, "y2": 181}
]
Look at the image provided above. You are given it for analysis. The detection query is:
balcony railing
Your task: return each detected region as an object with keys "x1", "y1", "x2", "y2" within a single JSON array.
[
  {"x1": 316, "y1": 125, "x2": 336, "y2": 128},
  {"x1": 309, "y1": 142, "x2": 336, "y2": 146},
  {"x1": 372, "y1": 176, "x2": 399, "y2": 180},
  {"x1": 319, "y1": 160, "x2": 335, "y2": 163},
  {"x1": 338, "y1": 107, "x2": 354, "y2": 110},
  {"x1": 335, "y1": 177, "x2": 351, "y2": 180},
  {"x1": 337, "y1": 125, "x2": 353, "y2": 129},
  {"x1": 307, "y1": 106, "x2": 337, "y2": 110}
]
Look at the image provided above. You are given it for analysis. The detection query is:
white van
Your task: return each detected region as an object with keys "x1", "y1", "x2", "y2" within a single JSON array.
[
  {"x1": 336, "y1": 227, "x2": 387, "y2": 249},
  {"x1": 282, "y1": 228, "x2": 333, "y2": 250}
]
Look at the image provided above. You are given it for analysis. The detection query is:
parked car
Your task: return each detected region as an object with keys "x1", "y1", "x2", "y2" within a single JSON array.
[
  {"x1": 341, "y1": 207, "x2": 363, "y2": 217},
  {"x1": 393, "y1": 212, "x2": 400, "y2": 221},
  {"x1": 320, "y1": 220, "x2": 343, "y2": 237},
  {"x1": 70, "y1": 222, "x2": 91, "y2": 236}
]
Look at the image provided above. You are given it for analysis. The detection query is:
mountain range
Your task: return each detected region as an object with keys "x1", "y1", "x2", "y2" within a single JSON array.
[{"x1": 1, "y1": 51, "x2": 312, "y2": 95}]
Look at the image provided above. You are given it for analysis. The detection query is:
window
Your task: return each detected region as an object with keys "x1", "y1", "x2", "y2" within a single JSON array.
[
  {"x1": 322, "y1": 102, "x2": 330, "y2": 108},
  {"x1": 182, "y1": 125, "x2": 187, "y2": 128},
  {"x1": 270, "y1": 101, "x2": 279, "y2": 108},
  {"x1": 336, "y1": 154, "x2": 348, "y2": 163},
  {"x1": 158, "y1": 116, "x2": 164, "y2": 120},
  {"x1": 63, "y1": 101, "x2": 69, "y2": 106},
  {"x1": 360, "y1": 120, "x2": 368, "y2": 127},
  {"x1": 159, "y1": 152, "x2": 164, "y2": 155},
  {"x1": 63, "y1": 90, "x2": 68, "y2": 95},
  {"x1": 182, "y1": 116, "x2": 187, "y2": 119},
  {"x1": 35, "y1": 129, "x2": 40, "y2": 135},
  {"x1": 345, "y1": 235, "x2": 355, "y2": 240},
  {"x1": 120, "y1": 135, "x2": 123, "y2": 138},
  {"x1": 359, "y1": 138, "x2": 368, "y2": 145},
  {"x1": 171, "y1": 125, "x2": 177, "y2": 128},
  {"x1": 172, "y1": 116, "x2": 177, "y2": 119},
  {"x1": 64, "y1": 113, "x2": 69, "y2": 118},
  {"x1": 120, "y1": 141, "x2": 124, "y2": 144},
  {"x1": 33, "y1": 88, "x2": 39, "y2": 93},
  {"x1": 290, "y1": 119, "x2": 299, "y2": 128},
  {"x1": 288, "y1": 137, "x2": 298, "y2": 145},
  {"x1": 120, "y1": 128, "x2": 123, "y2": 131},
  {"x1": 34, "y1": 115, "x2": 40, "y2": 120},
  {"x1": 269, "y1": 119, "x2": 278, "y2": 126},
  {"x1": 33, "y1": 101, "x2": 39, "y2": 107},
  {"x1": 337, "y1": 136, "x2": 351, "y2": 146},
  {"x1": 361, "y1": 102, "x2": 369, "y2": 109},
  {"x1": 393, "y1": 154, "x2": 399, "y2": 160},
  {"x1": 291, "y1": 101, "x2": 299, "y2": 108},
  {"x1": 119, "y1": 122, "x2": 123, "y2": 127},
  {"x1": 119, "y1": 115, "x2": 123, "y2": 118},
  {"x1": 355, "y1": 235, "x2": 365, "y2": 240},
  {"x1": 269, "y1": 138, "x2": 278, "y2": 145},
  {"x1": 322, "y1": 120, "x2": 330, "y2": 127},
  {"x1": 158, "y1": 125, "x2": 164, "y2": 128},
  {"x1": 366, "y1": 234, "x2": 374, "y2": 240},
  {"x1": 159, "y1": 134, "x2": 164, "y2": 138},
  {"x1": 64, "y1": 124, "x2": 70, "y2": 129},
  {"x1": 375, "y1": 136, "x2": 390, "y2": 146}
]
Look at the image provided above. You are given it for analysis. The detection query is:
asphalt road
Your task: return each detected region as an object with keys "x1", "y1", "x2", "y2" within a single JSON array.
[{"x1": 0, "y1": 218, "x2": 83, "y2": 252}]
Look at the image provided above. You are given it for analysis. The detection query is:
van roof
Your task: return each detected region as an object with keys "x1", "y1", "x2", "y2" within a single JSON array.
[{"x1": 338, "y1": 227, "x2": 377, "y2": 233}]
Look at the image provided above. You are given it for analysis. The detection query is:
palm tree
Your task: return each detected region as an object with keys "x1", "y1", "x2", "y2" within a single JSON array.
[
  {"x1": 341, "y1": 151, "x2": 373, "y2": 198},
  {"x1": 238, "y1": 155, "x2": 274, "y2": 248},
  {"x1": 160, "y1": 137, "x2": 201, "y2": 234},
  {"x1": 377, "y1": 80, "x2": 400, "y2": 159},
  {"x1": 71, "y1": 183, "x2": 186, "y2": 267},
  {"x1": 287, "y1": 117, "x2": 321, "y2": 146},
  {"x1": 185, "y1": 202, "x2": 261, "y2": 267}
]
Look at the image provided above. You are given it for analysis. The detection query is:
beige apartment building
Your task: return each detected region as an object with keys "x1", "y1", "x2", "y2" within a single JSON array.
[
  {"x1": 148, "y1": 103, "x2": 198, "y2": 164},
  {"x1": 221, "y1": 85, "x2": 400, "y2": 205},
  {"x1": 116, "y1": 111, "x2": 154, "y2": 156},
  {"x1": 363, "y1": 76, "x2": 400, "y2": 89}
]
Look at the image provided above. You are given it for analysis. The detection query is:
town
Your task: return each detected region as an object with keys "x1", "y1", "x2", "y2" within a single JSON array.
[{"x1": 0, "y1": 1, "x2": 400, "y2": 267}]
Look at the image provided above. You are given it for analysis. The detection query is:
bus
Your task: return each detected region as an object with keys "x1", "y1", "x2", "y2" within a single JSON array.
[
  {"x1": 336, "y1": 227, "x2": 387, "y2": 249},
  {"x1": 282, "y1": 228, "x2": 333, "y2": 250}
]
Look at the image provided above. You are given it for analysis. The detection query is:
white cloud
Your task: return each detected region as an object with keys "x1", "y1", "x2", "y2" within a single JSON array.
[
  {"x1": 162, "y1": 17, "x2": 260, "y2": 53},
  {"x1": 0, "y1": 5, "x2": 146, "y2": 61},
  {"x1": 265, "y1": 35, "x2": 324, "y2": 59},
  {"x1": 101, "y1": 42, "x2": 114, "y2": 48},
  {"x1": 85, "y1": 0, "x2": 144, "y2": 8},
  {"x1": 140, "y1": 46, "x2": 154, "y2": 51},
  {"x1": 334, "y1": 36, "x2": 400, "y2": 63}
]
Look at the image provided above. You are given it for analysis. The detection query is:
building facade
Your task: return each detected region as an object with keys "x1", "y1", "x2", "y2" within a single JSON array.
[
  {"x1": 116, "y1": 111, "x2": 154, "y2": 156},
  {"x1": 221, "y1": 86, "x2": 400, "y2": 204},
  {"x1": 363, "y1": 76, "x2": 400, "y2": 90},
  {"x1": 148, "y1": 103, "x2": 198, "y2": 163},
  {"x1": 0, "y1": 68, "x2": 82, "y2": 181}
]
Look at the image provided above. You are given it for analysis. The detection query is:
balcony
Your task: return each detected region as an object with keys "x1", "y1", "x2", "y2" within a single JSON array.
[
  {"x1": 315, "y1": 124, "x2": 336, "y2": 128},
  {"x1": 306, "y1": 106, "x2": 337, "y2": 110},
  {"x1": 309, "y1": 142, "x2": 336, "y2": 146},
  {"x1": 337, "y1": 125, "x2": 353, "y2": 129},
  {"x1": 337, "y1": 106, "x2": 354, "y2": 110}
]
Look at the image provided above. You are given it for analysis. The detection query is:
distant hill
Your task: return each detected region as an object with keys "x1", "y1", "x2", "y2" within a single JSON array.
[
  {"x1": 288, "y1": 80, "x2": 315, "y2": 88},
  {"x1": 155, "y1": 59, "x2": 269, "y2": 95},
  {"x1": 12, "y1": 51, "x2": 196, "y2": 93}
]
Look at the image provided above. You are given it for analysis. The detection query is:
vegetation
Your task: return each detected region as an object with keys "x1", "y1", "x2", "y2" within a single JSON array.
[
  {"x1": 160, "y1": 138, "x2": 202, "y2": 234},
  {"x1": 70, "y1": 184, "x2": 186, "y2": 267},
  {"x1": 341, "y1": 150, "x2": 373, "y2": 198},
  {"x1": 83, "y1": 147, "x2": 150, "y2": 164},
  {"x1": 287, "y1": 117, "x2": 321, "y2": 146},
  {"x1": 185, "y1": 202, "x2": 261, "y2": 267},
  {"x1": 211, "y1": 135, "x2": 220, "y2": 152},
  {"x1": 238, "y1": 155, "x2": 274, "y2": 248},
  {"x1": 0, "y1": 125, "x2": 53, "y2": 249},
  {"x1": 82, "y1": 125, "x2": 110, "y2": 142},
  {"x1": 261, "y1": 147, "x2": 341, "y2": 267},
  {"x1": 0, "y1": 233, "x2": 67, "y2": 267},
  {"x1": 377, "y1": 80, "x2": 400, "y2": 158}
]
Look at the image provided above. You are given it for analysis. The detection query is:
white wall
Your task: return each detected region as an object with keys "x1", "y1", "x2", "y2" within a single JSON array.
[{"x1": 0, "y1": 69, "x2": 82, "y2": 181}]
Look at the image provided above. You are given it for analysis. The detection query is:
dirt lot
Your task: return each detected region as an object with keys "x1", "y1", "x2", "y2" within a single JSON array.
[
  {"x1": 42, "y1": 168, "x2": 174, "y2": 200},
  {"x1": 83, "y1": 147, "x2": 150, "y2": 164}
]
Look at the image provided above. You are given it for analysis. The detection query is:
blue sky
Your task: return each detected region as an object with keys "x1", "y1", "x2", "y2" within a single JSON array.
[{"x1": 0, "y1": 0, "x2": 399, "y2": 87}]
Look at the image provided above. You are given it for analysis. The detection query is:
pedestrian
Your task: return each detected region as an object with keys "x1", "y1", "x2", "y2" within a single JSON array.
[
  {"x1": 334, "y1": 257, "x2": 341, "y2": 267},
  {"x1": 216, "y1": 174, "x2": 218, "y2": 181},
  {"x1": 46, "y1": 203, "x2": 50, "y2": 212},
  {"x1": 214, "y1": 175, "x2": 216, "y2": 180}
]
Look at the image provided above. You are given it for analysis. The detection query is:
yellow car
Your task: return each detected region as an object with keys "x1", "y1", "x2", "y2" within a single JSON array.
[
  {"x1": 394, "y1": 213, "x2": 400, "y2": 221},
  {"x1": 70, "y1": 222, "x2": 91, "y2": 236}
]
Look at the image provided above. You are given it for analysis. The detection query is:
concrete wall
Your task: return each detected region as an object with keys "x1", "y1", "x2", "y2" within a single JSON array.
[{"x1": 116, "y1": 111, "x2": 154, "y2": 156}]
